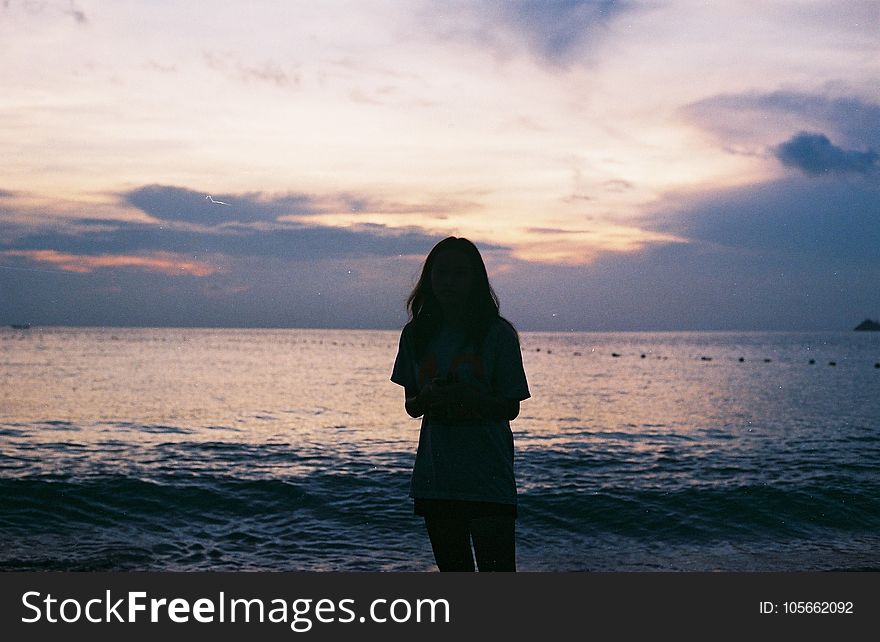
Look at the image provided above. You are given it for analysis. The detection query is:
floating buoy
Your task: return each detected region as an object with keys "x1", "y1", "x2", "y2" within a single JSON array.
[
  {"x1": 546, "y1": 349, "x2": 552, "y2": 354},
  {"x1": 738, "y1": 357, "x2": 745, "y2": 362},
  {"x1": 875, "y1": 363, "x2": 879, "y2": 369},
  {"x1": 828, "y1": 361, "x2": 836, "y2": 366},
  {"x1": 641, "y1": 354, "x2": 646, "y2": 358},
  {"x1": 764, "y1": 358, "x2": 772, "y2": 363},
  {"x1": 536, "y1": 348, "x2": 541, "y2": 352},
  {"x1": 808, "y1": 359, "x2": 815, "y2": 364}
]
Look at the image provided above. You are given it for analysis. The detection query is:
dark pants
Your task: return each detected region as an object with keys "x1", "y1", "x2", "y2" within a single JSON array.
[{"x1": 424, "y1": 515, "x2": 516, "y2": 572}]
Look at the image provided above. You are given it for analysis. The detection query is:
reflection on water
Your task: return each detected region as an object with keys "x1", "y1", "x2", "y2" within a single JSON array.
[{"x1": 1, "y1": 327, "x2": 878, "y2": 570}]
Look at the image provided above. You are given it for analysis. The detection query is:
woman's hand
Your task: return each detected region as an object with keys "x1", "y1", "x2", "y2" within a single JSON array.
[
  {"x1": 406, "y1": 376, "x2": 485, "y2": 420},
  {"x1": 426, "y1": 378, "x2": 483, "y2": 420},
  {"x1": 417, "y1": 378, "x2": 444, "y2": 408},
  {"x1": 443, "y1": 380, "x2": 481, "y2": 406},
  {"x1": 413, "y1": 377, "x2": 518, "y2": 422},
  {"x1": 431, "y1": 378, "x2": 521, "y2": 422}
]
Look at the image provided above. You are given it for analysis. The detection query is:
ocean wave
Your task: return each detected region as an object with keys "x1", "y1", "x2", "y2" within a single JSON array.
[{"x1": 519, "y1": 483, "x2": 880, "y2": 540}]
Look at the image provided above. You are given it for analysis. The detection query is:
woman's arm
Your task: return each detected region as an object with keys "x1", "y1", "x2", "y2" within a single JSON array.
[
  {"x1": 443, "y1": 382, "x2": 519, "y2": 421},
  {"x1": 404, "y1": 381, "x2": 520, "y2": 421},
  {"x1": 404, "y1": 383, "x2": 437, "y2": 418},
  {"x1": 464, "y1": 388, "x2": 520, "y2": 421}
]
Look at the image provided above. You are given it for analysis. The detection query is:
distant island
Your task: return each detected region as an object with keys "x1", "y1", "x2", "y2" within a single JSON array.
[{"x1": 854, "y1": 319, "x2": 880, "y2": 331}]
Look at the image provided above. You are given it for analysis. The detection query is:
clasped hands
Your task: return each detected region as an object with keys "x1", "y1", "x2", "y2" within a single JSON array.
[{"x1": 418, "y1": 373, "x2": 482, "y2": 421}]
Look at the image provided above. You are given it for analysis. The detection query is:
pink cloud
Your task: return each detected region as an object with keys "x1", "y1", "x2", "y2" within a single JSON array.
[{"x1": 2, "y1": 249, "x2": 221, "y2": 277}]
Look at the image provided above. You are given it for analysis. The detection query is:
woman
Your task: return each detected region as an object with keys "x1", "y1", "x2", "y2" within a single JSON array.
[{"x1": 391, "y1": 237, "x2": 530, "y2": 571}]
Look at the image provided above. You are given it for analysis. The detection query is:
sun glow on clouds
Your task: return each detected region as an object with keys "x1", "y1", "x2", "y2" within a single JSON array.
[
  {"x1": 1, "y1": 1, "x2": 876, "y2": 274},
  {"x1": 2, "y1": 249, "x2": 221, "y2": 277}
]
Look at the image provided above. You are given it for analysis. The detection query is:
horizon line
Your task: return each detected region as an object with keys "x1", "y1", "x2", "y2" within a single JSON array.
[{"x1": 3, "y1": 322, "x2": 869, "y2": 333}]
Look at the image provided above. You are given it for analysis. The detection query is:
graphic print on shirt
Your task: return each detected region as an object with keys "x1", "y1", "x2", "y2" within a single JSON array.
[
  {"x1": 417, "y1": 350, "x2": 485, "y2": 387},
  {"x1": 417, "y1": 348, "x2": 486, "y2": 423}
]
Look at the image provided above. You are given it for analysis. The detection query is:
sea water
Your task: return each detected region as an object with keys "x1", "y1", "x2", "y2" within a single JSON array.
[{"x1": 1, "y1": 327, "x2": 878, "y2": 571}]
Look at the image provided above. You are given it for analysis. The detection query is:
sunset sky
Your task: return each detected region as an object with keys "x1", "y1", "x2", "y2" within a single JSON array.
[{"x1": 2, "y1": 0, "x2": 878, "y2": 330}]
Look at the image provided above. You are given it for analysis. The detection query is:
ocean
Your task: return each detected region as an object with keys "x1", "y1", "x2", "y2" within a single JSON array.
[{"x1": 1, "y1": 327, "x2": 878, "y2": 571}]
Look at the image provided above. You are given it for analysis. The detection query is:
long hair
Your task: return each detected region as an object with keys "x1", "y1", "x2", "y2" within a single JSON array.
[{"x1": 405, "y1": 237, "x2": 517, "y2": 359}]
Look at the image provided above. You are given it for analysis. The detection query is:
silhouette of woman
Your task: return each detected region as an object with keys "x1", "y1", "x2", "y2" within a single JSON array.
[{"x1": 391, "y1": 237, "x2": 530, "y2": 571}]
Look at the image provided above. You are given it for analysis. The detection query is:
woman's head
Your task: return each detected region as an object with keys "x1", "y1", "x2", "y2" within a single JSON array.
[
  {"x1": 406, "y1": 237, "x2": 500, "y2": 354},
  {"x1": 408, "y1": 237, "x2": 496, "y2": 318},
  {"x1": 430, "y1": 245, "x2": 475, "y2": 311}
]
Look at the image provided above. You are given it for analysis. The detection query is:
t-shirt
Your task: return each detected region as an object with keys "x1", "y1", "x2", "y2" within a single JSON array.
[{"x1": 390, "y1": 317, "x2": 531, "y2": 505}]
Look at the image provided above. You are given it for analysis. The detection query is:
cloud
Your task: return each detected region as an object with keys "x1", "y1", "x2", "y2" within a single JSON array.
[
  {"x1": 773, "y1": 132, "x2": 878, "y2": 176},
  {"x1": 489, "y1": 173, "x2": 880, "y2": 330},
  {"x1": 602, "y1": 179, "x2": 633, "y2": 192},
  {"x1": 683, "y1": 90, "x2": 880, "y2": 150},
  {"x1": 495, "y1": 237, "x2": 880, "y2": 331},
  {"x1": 2, "y1": 184, "x2": 501, "y2": 280},
  {"x1": 2, "y1": 249, "x2": 220, "y2": 276},
  {"x1": 423, "y1": 0, "x2": 636, "y2": 67},
  {"x1": 1, "y1": 183, "x2": 507, "y2": 278},
  {"x1": 0, "y1": 181, "x2": 510, "y2": 324},
  {"x1": 644, "y1": 176, "x2": 880, "y2": 263},
  {"x1": 0, "y1": 219, "x2": 453, "y2": 262},
  {"x1": 145, "y1": 61, "x2": 178, "y2": 74},
  {"x1": 124, "y1": 185, "x2": 321, "y2": 225},
  {"x1": 524, "y1": 227, "x2": 590, "y2": 235},
  {"x1": 5, "y1": 177, "x2": 878, "y2": 330},
  {"x1": 203, "y1": 51, "x2": 300, "y2": 89},
  {"x1": 64, "y1": 0, "x2": 86, "y2": 24},
  {"x1": 123, "y1": 184, "x2": 483, "y2": 225},
  {"x1": 346, "y1": 84, "x2": 437, "y2": 110},
  {"x1": 499, "y1": 0, "x2": 632, "y2": 64},
  {"x1": 0, "y1": 250, "x2": 425, "y2": 328},
  {"x1": 2, "y1": 0, "x2": 87, "y2": 24}
]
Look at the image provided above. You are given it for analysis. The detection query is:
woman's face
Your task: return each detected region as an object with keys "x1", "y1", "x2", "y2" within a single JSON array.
[{"x1": 430, "y1": 250, "x2": 473, "y2": 310}]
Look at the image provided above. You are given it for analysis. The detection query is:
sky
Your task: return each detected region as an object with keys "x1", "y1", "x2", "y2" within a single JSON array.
[{"x1": 1, "y1": 0, "x2": 878, "y2": 330}]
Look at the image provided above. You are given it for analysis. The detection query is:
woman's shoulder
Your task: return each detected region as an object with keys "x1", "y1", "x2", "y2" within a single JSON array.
[
  {"x1": 400, "y1": 318, "x2": 423, "y2": 333},
  {"x1": 397, "y1": 320, "x2": 415, "y2": 344},
  {"x1": 489, "y1": 316, "x2": 521, "y2": 345}
]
